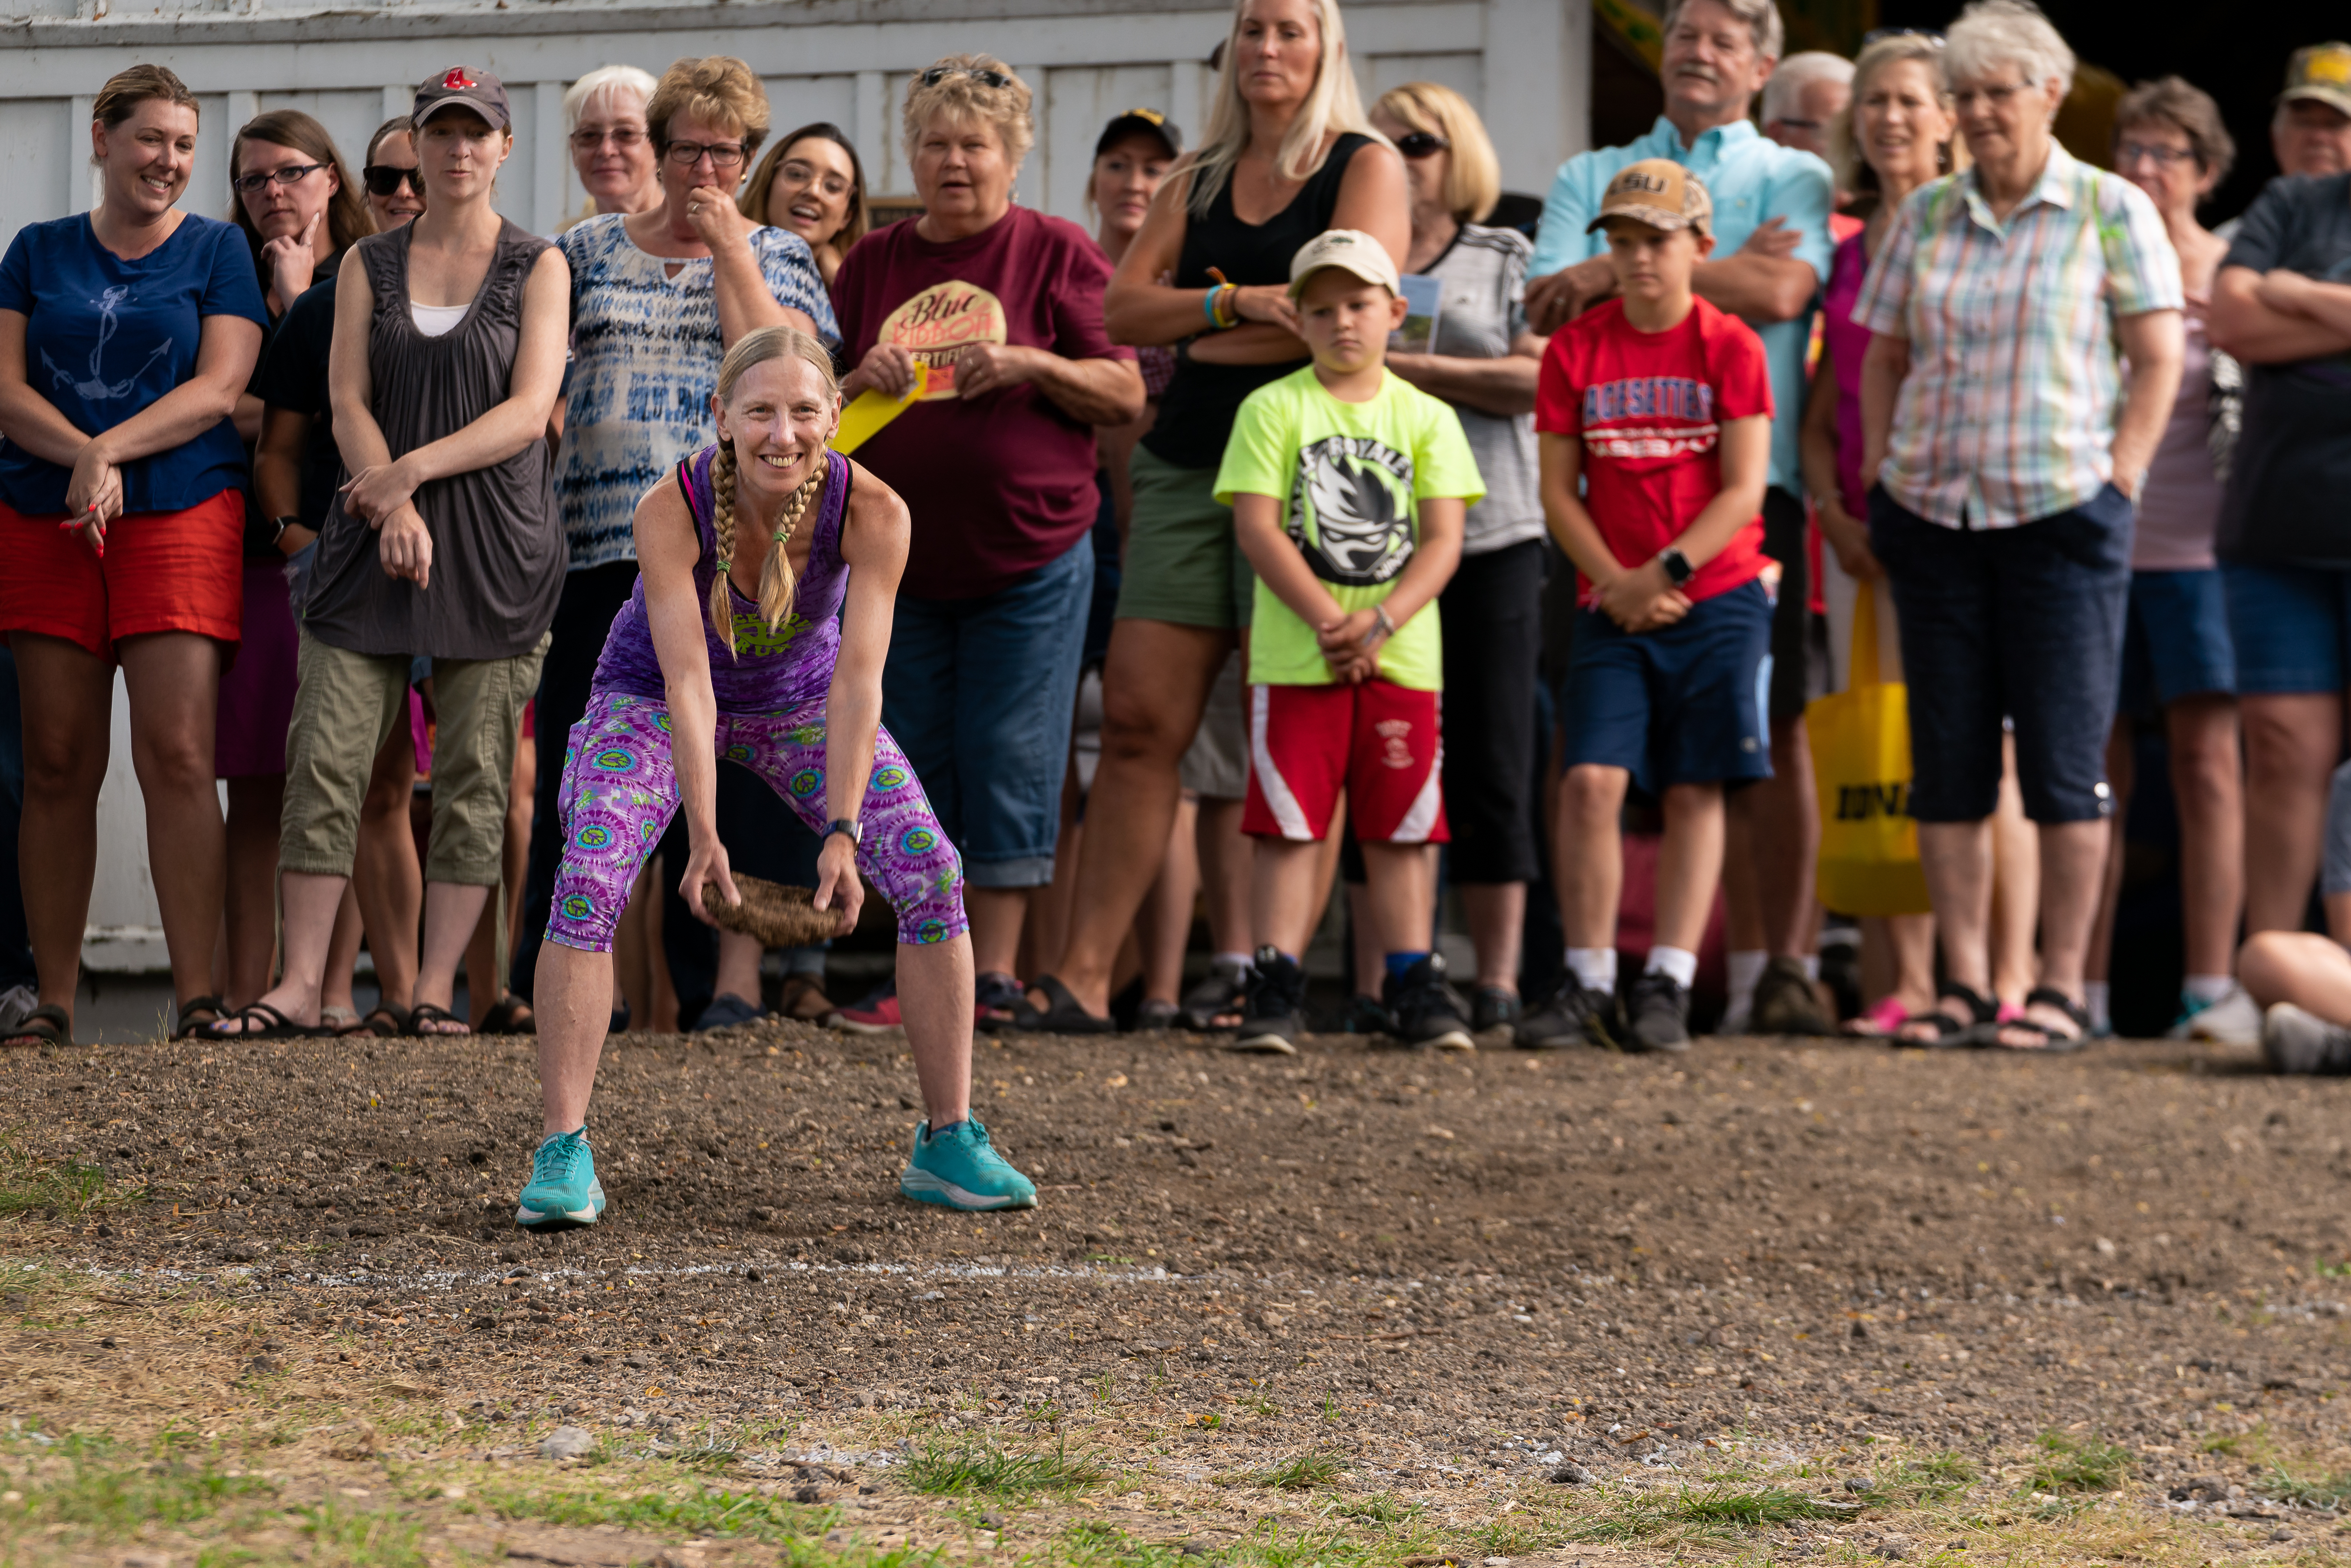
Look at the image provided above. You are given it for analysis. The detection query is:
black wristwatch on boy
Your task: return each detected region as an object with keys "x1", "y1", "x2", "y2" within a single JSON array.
[{"x1": 1656, "y1": 545, "x2": 1694, "y2": 587}]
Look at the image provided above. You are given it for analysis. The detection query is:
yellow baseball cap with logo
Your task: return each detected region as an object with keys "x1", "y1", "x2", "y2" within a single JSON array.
[
  {"x1": 2281, "y1": 42, "x2": 2351, "y2": 117},
  {"x1": 1585, "y1": 157, "x2": 1713, "y2": 237}
]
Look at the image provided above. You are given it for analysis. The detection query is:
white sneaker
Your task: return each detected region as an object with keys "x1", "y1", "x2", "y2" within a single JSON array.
[
  {"x1": 0, "y1": 984, "x2": 33, "y2": 1034},
  {"x1": 2170, "y1": 983, "x2": 2262, "y2": 1045},
  {"x1": 2263, "y1": 1002, "x2": 2351, "y2": 1075}
]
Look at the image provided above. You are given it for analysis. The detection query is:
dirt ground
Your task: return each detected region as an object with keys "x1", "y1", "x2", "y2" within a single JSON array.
[{"x1": 8, "y1": 1017, "x2": 2351, "y2": 1566}]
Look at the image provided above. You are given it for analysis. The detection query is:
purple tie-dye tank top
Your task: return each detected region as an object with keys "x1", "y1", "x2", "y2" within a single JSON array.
[{"x1": 590, "y1": 444, "x2": 851, "y2": 714}]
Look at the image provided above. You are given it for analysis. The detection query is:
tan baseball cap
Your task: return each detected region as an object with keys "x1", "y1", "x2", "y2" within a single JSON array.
[
  {"x1": 1585, "y1": 158, "x2": 1713, "y2": 237},
  {"x1": 2280, "y1": 42, "x2": 2351, "y2": 117},
  {"x1": 1286, "y1": 228, "x2": 1402, "y2": 299}
]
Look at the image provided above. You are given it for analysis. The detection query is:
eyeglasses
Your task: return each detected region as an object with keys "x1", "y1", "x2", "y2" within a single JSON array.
[
  {"x1": 362, "y1": 165, "x2": 426, "y2": 197},
  {"x1": 1861, "y1": 26, "x2": 1944, "y2": 45},
  {"x1": 920, "y1": 65, "x2": 1012, "y2": 88},
  {"x1": 232, "y1": 162, "x2": 328, "y2": 195},
  {"x1": 571, "y1": 127, "x2": 647, "y2": 152},
  {"x1": 663, "y1": 140, "x2": 748, "y2": 168},
  {"x1": 1394, "y1": 131, "x2": 1449, "y2": 160},
  {"x1": 2116, "y1": 139, "x2": 2199, "y2": 168}
]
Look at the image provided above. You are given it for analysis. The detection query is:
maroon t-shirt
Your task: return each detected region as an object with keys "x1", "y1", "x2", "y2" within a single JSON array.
[{"x1": 832, "y1": 206, "x2": 1133, "y2": 600}]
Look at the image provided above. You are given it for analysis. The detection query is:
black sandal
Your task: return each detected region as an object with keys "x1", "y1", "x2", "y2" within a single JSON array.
[
  {"x1": 1988, "y1": 986, "x2": 2091, "y2": 1053},
  {"x1": 1007, "y1": 974, "x2": 1118, "y2": 1035},
  {"x1": 205, "y1": 1002, "x2": 319, "y2": 1041},
  {"x1": 1892, "y1": 981, "x2": 1997, "y2": 1050},
  {"x1": 340, "y1": 1006, "x2": 404, "y2": 1038},
  {"x1": 3, "y1": 1004, "x2": 69, "y2": 1048},
  {"x1": 406, "y1": 1002, "x2": 471, "y2": 1036},
  {"x1": 477, "y1": 995, "x2": 536, "y2": 1035},
  {"x1": 172, "y1": 995, "x2": 226, "y2": 1039}
]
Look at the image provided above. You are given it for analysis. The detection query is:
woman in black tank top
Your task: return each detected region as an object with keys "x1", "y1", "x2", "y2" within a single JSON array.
[{"x1": 1013, "y1": 0, "x2": 1408, "y2": 1031}]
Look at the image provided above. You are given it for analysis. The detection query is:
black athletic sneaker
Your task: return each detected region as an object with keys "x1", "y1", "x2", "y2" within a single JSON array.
[
  {"x1": 1625, "y1": 971, "x2": 1693, "y2": 1053},
  {"x1": 1471, "y1": 986, "x2": 1522, "y2": 1034},
  {"x1": 1336, "y1": 993, "x2": 1397, "y2": 1036},
  {"x1": 1384, "y1": 954, "x2": 1476, "y2": 1052},
  {"x1": 1233, "y1": 947, "x2": 1306, "y2": 1055},
  {"x1": 1513, "y1": 980, "x2": 1620, "y2": 1050}
]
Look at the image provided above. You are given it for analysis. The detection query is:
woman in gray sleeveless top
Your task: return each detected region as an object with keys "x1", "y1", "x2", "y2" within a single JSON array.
[{"x1": 210, "y1": 67, "x2": 571, "y2": 1041}]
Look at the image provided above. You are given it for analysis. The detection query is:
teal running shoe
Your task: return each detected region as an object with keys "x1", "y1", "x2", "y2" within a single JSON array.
[
  {"x1": 899, "y1": 1119, "x2": 1037, "y2": 1211},
  {"x1": 515, "y1": 1129, "x2": 606, "y2": 1229}
]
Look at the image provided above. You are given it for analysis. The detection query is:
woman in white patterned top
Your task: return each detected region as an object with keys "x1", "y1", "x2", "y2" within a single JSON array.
[{"x1": 512, "y1": 56, "x2": 838, "y2": 1027}]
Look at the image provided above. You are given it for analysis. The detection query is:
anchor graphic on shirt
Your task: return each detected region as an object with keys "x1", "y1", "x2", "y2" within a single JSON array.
[{"x1": 41, "y1": 285, "x2": 173, "y2": 400}]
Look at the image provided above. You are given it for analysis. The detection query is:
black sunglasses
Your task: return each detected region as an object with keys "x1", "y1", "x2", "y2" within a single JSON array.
[
  {"x1": 920, "y1": 65, "x2": 1012, "y2": 88},
  {"x1": 362, "y1": 165, "x2": 426, "y2": 197},
  {"x1": 1394, "y1": 131, "x2": 1449, "y2": 160}
]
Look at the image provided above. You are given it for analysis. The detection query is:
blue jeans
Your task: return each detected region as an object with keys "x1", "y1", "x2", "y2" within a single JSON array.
[
  {"x1": 0, "y1": 645, "x2": 29, "y2": 990},
  {"x1": 881, "y1": 535, "x2": 1093, "y2": 888}
]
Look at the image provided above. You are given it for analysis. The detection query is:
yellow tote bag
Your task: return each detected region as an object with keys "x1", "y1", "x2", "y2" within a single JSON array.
[{"x1": 1804, "y1": 581, "x2": 1932, "y2": 917}]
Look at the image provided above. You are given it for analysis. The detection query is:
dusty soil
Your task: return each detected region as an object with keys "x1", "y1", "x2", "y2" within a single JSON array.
[{"x1": 9, "y1": 1019, "x2": 2351, "y2": 1564}]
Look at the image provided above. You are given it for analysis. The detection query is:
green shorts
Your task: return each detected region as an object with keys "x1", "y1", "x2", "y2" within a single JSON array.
[{"x1": 1114, "y1": 445, "x2": 1255, "y2": 630}]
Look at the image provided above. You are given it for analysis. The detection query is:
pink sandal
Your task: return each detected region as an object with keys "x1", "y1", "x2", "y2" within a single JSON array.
[{"x1": 1844, "y1": 996, "x2": 1913, "y2": 1037}]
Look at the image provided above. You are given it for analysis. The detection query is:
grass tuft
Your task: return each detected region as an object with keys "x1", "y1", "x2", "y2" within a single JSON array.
[
  {"x1": 1564, "y1": 1484, "x2": 1846, "y2": 1542},
  {"x1": 1324, "y1": 1491, "x2": 1418, "y2": 1526},
  {"x1": 2025, "y1": 1431, "x2": 2133, "y2": 1494},
  {"x1": 476, "y1": 1479, "x2": 828, "y2": 1543},
  {"x1": 0, "y1": 1136, "x2": 146, "y2": 1217},
  {"x1": 2258, "y1": 1465, "x2": 2351, "y2": 1510},
  {"x1": 299, "y1": 1499, "x2": 427, "y2": 1567},
  {"x1": 902, "y1": 1437, "x2": 1105, "y2": 1498},
  {"x1": 1253, "y1": 1451, "x2": 1344, "y2": 1491}
]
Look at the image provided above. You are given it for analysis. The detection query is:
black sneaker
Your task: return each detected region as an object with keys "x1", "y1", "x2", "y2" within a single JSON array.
[
  {"x1": 1513, "y1": 980, "x2": 1619, "y2": 1050},
  {"x1": 1625, "y1": 971, "x2": 1692, "y2": 1053},
  {"x1": 1471, "y1": 986, "x2": 1521, "y2": 1034},
  {"x1": 1335, "y1": 993, "x2": 1396, "y2": 1036},
  {"x1": 1384, "y1": 954, "x2": 1476, "y2": 1052},
  {"x1": 1232, "y1": 947, "x2": 1305, "y2": 1055}
]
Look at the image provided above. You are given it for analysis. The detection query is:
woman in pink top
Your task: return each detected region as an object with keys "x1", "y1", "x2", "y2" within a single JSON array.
[{"x1": 2084, "y1": 79, "x2": 2252, "y2": 1043}]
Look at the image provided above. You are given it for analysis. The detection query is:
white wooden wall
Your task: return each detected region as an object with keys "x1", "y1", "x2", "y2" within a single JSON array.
[{"x1": 32, "y1": 0, "x2": 1590, "y2": 966}]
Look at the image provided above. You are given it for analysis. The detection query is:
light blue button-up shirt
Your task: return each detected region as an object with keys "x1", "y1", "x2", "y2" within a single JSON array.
[{"x1": 1530, "y1": 115, "x2": 1835, "y2": 496}]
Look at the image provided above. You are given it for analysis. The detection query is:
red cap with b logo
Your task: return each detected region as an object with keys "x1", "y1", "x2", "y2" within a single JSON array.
[{"x1": 413, "y1": 65, "x2": 511, "y2": 131}]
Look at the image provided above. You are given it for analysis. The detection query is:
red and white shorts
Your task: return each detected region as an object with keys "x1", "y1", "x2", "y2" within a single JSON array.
[{"x1": 1243, "y1": 679, "x2": 1449, "y2": 845}]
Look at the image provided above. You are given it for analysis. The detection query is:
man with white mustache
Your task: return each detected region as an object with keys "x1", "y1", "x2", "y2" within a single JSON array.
[{"x1": 1521, "y1": 0, "x2": 1836, "y2": 1041}]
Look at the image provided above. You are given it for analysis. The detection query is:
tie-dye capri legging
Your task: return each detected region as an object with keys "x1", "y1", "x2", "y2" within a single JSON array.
[{"x1": 544, "y1": 690, "x2": 967, "y2": 951}]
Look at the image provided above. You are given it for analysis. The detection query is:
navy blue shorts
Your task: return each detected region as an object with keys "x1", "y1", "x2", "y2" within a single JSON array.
[
  {"x1": 1871, "y1": 484, "x2": 2131, "y2": 824},
  {"x1": 1561, "y1": 577, "x2": 1773, "y2": 794},
  {"x1": 2222, "y1": 561, "x2": 2351, "y2": 696},
  {"x1": 2119, "y1": 567, "x2": 2236, "y2": 714}
]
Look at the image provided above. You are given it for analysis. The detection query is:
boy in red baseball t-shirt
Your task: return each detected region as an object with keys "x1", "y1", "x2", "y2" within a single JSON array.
[{"x1": 1520, "y1": 158, "x2": 1774, "y2": 1056}]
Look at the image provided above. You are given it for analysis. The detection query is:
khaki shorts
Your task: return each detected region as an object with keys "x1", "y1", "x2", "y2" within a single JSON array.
[
  {"x1": 1178, "y1": 650, "x2": 1249, "y2": 799},
  {"x1": 281, "y1": 627, "x2": 548, "y2": 886},
  {"x1": 1114, "y1": 446, "x2": 1255, "y2": 630}
]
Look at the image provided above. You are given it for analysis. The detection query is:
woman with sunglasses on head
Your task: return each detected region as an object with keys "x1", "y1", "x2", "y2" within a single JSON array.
[
  {"x1": 1361, "y1": 81, "x2": 1546, "y2": 1039},
  {"x1": 1015, "y1": 0, "x2": 1409, "y2": 1034},
  {"x1": 510, "y1": 56, "x2": 836, "y2": 1034},
  {"x1": 562, "y1": 66, "x2": 662, "y2": 228},
  {"x1": 247, "y1": 115, "x2": 430, "y2": 1037},
  {"x1": 740, "y1": 122, "x2": 868, "y2": 289},
  {"x1": 0, "y1": 66, "x2": 267, "y2": 1049},
  {"x1": 215, "y1": 109, "x2": 375, "y2": 1025},
  {"x1": 209, "y1": 67, "x2": 570, "y2": 1041}
]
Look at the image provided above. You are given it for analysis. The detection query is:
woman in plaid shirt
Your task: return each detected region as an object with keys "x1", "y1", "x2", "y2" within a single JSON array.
[{"x1": 1854, "y1": 0, "x2": 2185, "y2": 1051}]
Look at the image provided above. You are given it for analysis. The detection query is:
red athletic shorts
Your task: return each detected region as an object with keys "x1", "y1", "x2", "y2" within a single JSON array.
[
  {"x1": 1243, "y1": 679, "x2": 1449, "y2": 845},
  {"x1": 0, "y1": 488, "x2": 244, "y2": 662}
]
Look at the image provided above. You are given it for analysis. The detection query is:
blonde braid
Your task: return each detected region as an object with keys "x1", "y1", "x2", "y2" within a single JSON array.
[
  {"x1": 757, "y1": 462, "x2": 825, "y2": 637},
  {"x1": 706, "y1": 441, "x2": 742, "y2": 659}
]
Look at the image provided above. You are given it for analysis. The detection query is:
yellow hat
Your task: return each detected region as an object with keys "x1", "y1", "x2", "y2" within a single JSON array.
[
  {"x1": 2281, "y1": 42, "x2": 2351, "y2": 118},
  {"x1": 1585, "y1": 158, "x2": 1713, "y2": 237}
]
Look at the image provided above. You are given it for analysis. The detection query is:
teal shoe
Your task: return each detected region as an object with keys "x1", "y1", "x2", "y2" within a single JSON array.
[
  {"x1": 899, "y1": 1119, "x2": 1037, "y2": 1211},
  {"x1": 515, "y1": 1129, "x2": 606, "y2": 1229}
]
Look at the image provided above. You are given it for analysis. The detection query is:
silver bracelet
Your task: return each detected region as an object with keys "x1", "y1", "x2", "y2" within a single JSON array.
[{"x1": 1360, "y1": 603, "x2": 1396, "y2": 648}]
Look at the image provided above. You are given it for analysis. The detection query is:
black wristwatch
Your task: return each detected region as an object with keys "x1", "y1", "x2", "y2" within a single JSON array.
[
  {"x1": 271, "y1": 515, "x2": 303, "y2": 547},
  {"x1": 1657, "y1": 545, "x2": 1694, "y2": 587},
  {"x1": 823, "y1": 818, "x2": 862, "y2": 849}
]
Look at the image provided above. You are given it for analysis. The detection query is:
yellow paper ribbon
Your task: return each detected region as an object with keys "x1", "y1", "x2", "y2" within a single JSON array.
[{"x1": 831, "y1": 363, "x2": 930, "y2": 454}]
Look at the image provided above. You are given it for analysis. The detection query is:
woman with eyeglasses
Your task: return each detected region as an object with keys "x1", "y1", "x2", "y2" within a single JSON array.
[
  {"x1": 739, "y1": 122, "x2": 868, "y2": 289},
  {"x1": 1363, "y1": 81, "x2": 1545, "y2": 1037},
  {"x1": 215, "y1": 109, "x2": 376, "y2": 1025},
  {"x1": 0, "y1": 66, "x2": 267, "y2": 1048},
  {"x1": 562, "y1": 66, "x2": 662, "y2": 228},
  {"x1": 1015, "y1": 0, "x2": 1409, "y2": 1034},
  {"x1": 247, "y1": 114, "x2": 430, "y2": 1038},
  {"x1": 208, "y1": 67, "x2": 570, "y2": 1041},
  {"x1": 510, "y1": 55, "x2": 837, "y2": 1034}
]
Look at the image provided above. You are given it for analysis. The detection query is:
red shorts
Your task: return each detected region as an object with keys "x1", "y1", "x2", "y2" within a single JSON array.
[
  {"x1": 1243, "y1": 679, "x2": 1449, "y2": 845},
  {"x1": 0, "y1": 489, "x2": 244, "y2": 662}
]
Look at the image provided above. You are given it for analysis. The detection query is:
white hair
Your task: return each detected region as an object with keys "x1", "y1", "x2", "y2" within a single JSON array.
[
  {"x1": 1661, "y1": 0, "x2": 1786, "y2": 65},
  {"x1": 1945, "y1": 0, "x2": 2075, "y2": 100},
  {"x1": 563, "y1": 65, "x2": 658, "y2": 133},
  {"x1": 1763, "y1": 51, "x2": 1855, "y2": 122}
]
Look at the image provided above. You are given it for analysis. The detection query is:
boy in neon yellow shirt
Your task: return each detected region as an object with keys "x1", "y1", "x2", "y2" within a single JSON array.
[{"x1": 1214, "y1": 229, "x2": 1485, "y2": 1054}]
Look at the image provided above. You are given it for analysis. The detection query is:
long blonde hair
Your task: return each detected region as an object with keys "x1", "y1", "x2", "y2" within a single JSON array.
[
  {"x1": 1179, "y1": 0, "x2": 1377, "y2": 218},
  {"x1": 708, "y1": 325, "x2": 838, "y2": 659}
]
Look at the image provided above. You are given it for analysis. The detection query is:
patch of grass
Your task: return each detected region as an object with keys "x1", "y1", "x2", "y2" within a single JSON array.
[
  {"x1": 1325, "y1": 1491, "x2": 1419, "y2": 1526},
  {"x1": 475, "y1": 1479, "x2": 830, "y2": 1544},
  {"x1": 0, "y1": 1446, "x2": 278, "y2": 1540},
  {"x1": 901, "y1": 1437, "x2": 1105, "y2": 1498},
  {"x1": 299, "y1": 1499, "x2": 427, "y2": 1567},
  {"x1": 1254, "y1": 1451, "x2": 1344, "y2": 1491},
  {"x1": 0, "y1": 1136, "x2": 146, "y2": 1217},
  {"x1": 2258, "y1": 1465, "x2": 2351, "y2": 1510},
  {"x1": 1876, "y1": 1451, "x2": 1978, "y2": 1503},
  {"x1": 666, "y1": 1431, "x2": 738, "y2": 1472},
  {"x1": 1059, "y1": 1521, "x2": 1192, "y2": 1568},
  {"x1": 1563, "y1": 1484, "x2": 1846, "y2": 1542},
  {"x1": 2024, "y1": 1431, "x2": 2132, "y2": 1494}
]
